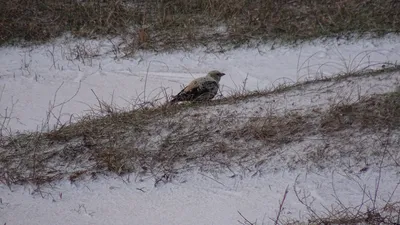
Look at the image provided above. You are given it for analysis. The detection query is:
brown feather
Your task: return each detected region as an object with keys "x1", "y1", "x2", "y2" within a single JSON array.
[
  {"x1": 171, "y1": 80, "x2": 218, "y2": 103},
  {"x1": 170, "y1": 70, "x2": 225, "y2": 103},
  {"x1": 183, "y1": 80, "x2": 199, "y2": 92}
]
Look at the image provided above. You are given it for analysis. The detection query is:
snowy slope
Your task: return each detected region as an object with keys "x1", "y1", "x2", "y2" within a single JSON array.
[
  {"x1": 1, "y1": 35, "x2": 400, "y2": 132},
  {"x1": 1, "y1": 35, "x2": 400, "y2": 225}
]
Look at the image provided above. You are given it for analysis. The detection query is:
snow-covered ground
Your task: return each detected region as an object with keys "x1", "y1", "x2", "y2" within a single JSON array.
[
  {"x1": 1, "y1": 169, "x2": 399, "y2": 225},
  {"x1": 1, "y1": 35, "x2": 400, "y2": 132},
  {"x1": 1, "y1": 34, "x2": 400, "y2": 225}
]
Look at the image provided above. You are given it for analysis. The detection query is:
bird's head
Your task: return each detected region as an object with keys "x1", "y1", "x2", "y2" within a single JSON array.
[{"x1": 207, "y1": 70, "x2": 225, "y2": 82}]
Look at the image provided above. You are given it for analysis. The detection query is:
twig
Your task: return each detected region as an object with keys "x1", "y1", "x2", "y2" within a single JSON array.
[
  {"x1": 274, "y1": 185, "x2": 289, "y2": 225},
  {"x1": 238, "y1": 211, "x2": 256, "y2": 225}
]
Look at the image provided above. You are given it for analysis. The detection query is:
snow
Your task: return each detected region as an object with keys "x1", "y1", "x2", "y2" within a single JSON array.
[
  {"x1": 1, "y1": 35, "x2": 400, "y2": 132},
  {"x1": 1, "y1": 34, "x2": 400, "y2": 225},
  {"x1": 1, "y1": 169, "x2": 399, "y2": 225},
  {"x1": 181, "y1": 71, "x2": 400, "y2": 119}
]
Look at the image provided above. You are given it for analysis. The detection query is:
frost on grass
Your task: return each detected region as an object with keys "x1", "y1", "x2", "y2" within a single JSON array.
[{"x1": 0, "y1": 69, "x2": 400, "y2": 186}]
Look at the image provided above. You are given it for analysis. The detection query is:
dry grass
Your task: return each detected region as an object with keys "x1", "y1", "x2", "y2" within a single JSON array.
[
  {"x1": 1, "y1": 65, "x2": 400, "y2": 186},
  {"x1": 243, "y1": 112, "x2": 313, "y2": 146},
  {"x1": 242, "y1": 91, "x2": 400, "y2": 149},
  {"x1": 272, "y1": 188, "x2": 400, "y2": 225},
  {"x1": 1, "y1": 71, "x2": 399, "y2": 186},
  {"x1": 1, "y1": 0, "x2": 399, "y2": 52},
  {"x1": 304, "y1": 209, "x2": 400, "y2": 225},
  {"x1": 321, "y1": 91, "x2": 400, "y2": 132},
  {"x1": 240, "y1": 183, "x2": 400, "y2": 225},
  {"x1": 208, "y1": 63, "x2": 400, "y2": 107},
  {"x1": 277, "y1": 170, "x2": 400, "y2": 225}
]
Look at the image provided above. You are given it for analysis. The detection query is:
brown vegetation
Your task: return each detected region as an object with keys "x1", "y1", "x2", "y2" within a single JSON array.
[
  {"x1": 1, "y1": 69, "x2": 399, "y2": 186},
  {"x1": 1, "y1": 0, "x2": 399, "y2": 53}
]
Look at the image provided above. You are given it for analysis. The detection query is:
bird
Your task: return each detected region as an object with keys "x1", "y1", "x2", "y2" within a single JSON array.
[{"x1": 170, "y1": 70, "x2": 225, "y2": 103}]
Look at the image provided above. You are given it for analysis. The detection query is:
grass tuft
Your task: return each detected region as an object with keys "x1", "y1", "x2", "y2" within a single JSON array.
[
  {"x1": 244, "y1": 112, "x2": 312, "y2": 146},
  {"x1": 321, "y1": 90, "x2": 400, "y2": 132}
]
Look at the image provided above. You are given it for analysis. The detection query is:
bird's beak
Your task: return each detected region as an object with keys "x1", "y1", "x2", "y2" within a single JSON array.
[{"x1": 220, "y1": 73, "x2": 226, "y2": 76}]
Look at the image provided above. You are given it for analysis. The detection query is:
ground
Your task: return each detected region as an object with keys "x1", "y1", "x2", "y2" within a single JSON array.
[{"x1": 1, "y1": 1, "x2": 400, "y2": 225}]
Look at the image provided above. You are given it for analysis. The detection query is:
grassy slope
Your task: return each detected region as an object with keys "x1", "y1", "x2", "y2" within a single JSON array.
[
  {"x1": 1, "y1": 66, "x2": 399, "y2": 186},
  {"x1": 2, "y1": 67, "x2": 400, "y2": 225},
  {"x1": 1, "y1": 0, "x2": 400, "y2": 53}
]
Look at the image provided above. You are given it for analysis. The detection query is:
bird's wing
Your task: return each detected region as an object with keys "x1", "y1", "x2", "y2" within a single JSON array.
[
  {"x1": 171, "y1": 79, "x2": 218, "y2": 102},
  {"x1": 172, "y1": 79, "x2": 200, "y2": 98},
  {"x1": 183, "y1": 79, "x2": 201, "y2": 93}
]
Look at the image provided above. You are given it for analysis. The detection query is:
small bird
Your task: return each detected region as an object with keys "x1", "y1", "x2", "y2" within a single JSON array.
[{"x1": 170, "y1": 70, "x2": 225, "y2": 103}]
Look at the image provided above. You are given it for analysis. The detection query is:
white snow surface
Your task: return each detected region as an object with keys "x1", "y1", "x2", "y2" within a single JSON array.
[
  {"x1": 1, "y1": 169, "x2": 400, "y2": 225},
  {"x1": 1, "y1": 35, "x2": 400, "y2": 225},
  {"x1": 1, "y1": 34, "x2": 400, "y2": 132}
]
